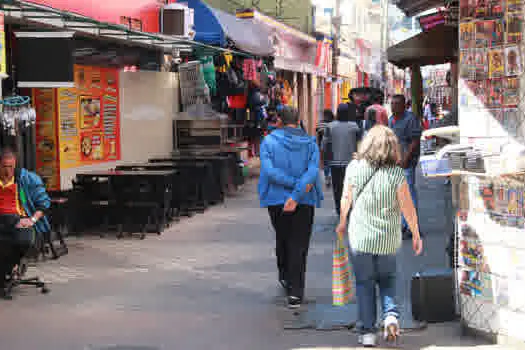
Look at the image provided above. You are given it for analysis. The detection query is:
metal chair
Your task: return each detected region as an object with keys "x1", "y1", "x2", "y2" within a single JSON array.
[{"x1": 0, "y1": 225, "x2": 49, "y2": 300}]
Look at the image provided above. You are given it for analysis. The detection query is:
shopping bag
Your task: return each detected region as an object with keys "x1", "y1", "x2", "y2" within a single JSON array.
[{"x1": 332, "y1": 237, "x2": 354, "y2": 306}]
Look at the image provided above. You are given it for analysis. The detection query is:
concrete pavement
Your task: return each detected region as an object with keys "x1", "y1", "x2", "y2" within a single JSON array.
[{"x1": 0, "y1": 172, "x2": 513, "y2": 350}]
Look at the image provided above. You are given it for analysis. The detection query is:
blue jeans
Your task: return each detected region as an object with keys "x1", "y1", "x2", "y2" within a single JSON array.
[
  {"x1": 402, "y1": 167, "x2": 418, "y2": 233},
  {"x1": 350, "y1": 250, "x2": 399, "y2": 333},
  {"x1": 324, "y1": 166, "x2": 331, "y2": 178}
]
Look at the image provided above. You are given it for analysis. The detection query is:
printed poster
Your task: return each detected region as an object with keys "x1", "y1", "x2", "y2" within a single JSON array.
[
  {"x1": 476, "y1": 20, "x2": 494, "y2": 47},
  {"x1": 487, "y1": 0, "x2": 504, "y2": 18},
  {"x1": 58, "y1": 87, "x2": 79, "y2": 169},
  {"x1": 492, "y1": 19, "x2": 505, "y2": 46},
  {"x1": 460, "y1": 50, "x2": 470, "y2": 79},
  {"x1": 507, "y1": 0, "x2": 524, "y2": 14},
  {"x1": 506, "y1": 14, "x2": 523, "y2": 44},
  {"x1": 459, "y1": 239, "x2": 486, "y2": 270},
  {"x1": 459, "y1": 269, "x2": 493, "y2": 301},
  {"x1": 475, "y1": 49, "x2": 488, "y2": 80},
  {"x1": 463, "y1": 49, "x2": 476, "y2": 80},
  {"x1": 461, "y1": 0, "x2": 476, "y2": 19},
  {"x1": 0, "y1": 13, "x2": 5, "y2": 76},
  {"x1": 473, "y1": 79, "x2": 488, "y2": 106},
  {"x1": 34, "y1": 88, "x2": 60, "y2": 191},
  {"x1": 505, "y1": 46, "x2": 523, "y2": 76},
  {"x1": 489, "y1": 48, "x2": 505, "y2": 78},
  {"x1": 488, "y1": 78, "x2": 504, "y2": 106},
  {"x1": 460, "y1": 22, "x2": 476, "y2": 49},
  {"x1": 476, "y1": 0, "x2": 488, "y2": 18},
  {"x1": 503, "y1": 78, "x2": 519, "y2": 106},
  {"x1": 58, "y1": 65, "x2": 121, "y2": 169}
]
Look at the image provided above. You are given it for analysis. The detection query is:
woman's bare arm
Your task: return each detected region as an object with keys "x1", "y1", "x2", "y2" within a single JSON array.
[{"x1": 396, "y1": 181, "x2": 423, "y2": 255}]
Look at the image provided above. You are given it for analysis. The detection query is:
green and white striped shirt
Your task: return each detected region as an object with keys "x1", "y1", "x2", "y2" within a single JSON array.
[{"x1": 344, "y1": 160, "x2": 406, "y2": 255}]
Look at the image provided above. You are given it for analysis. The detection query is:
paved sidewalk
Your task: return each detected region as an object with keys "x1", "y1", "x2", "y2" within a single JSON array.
[{"x1": 0, "y1": 175, "x2": 511, "y2": 350}]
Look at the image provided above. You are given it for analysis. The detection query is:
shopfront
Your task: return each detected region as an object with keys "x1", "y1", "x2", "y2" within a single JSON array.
[
  {"x1": 356, "y1": 38, "x2": 372, "y2": 87},
  {"x1": 0, "y1": 0, "x2": 197, "y2": 189},
  {"x1": 236, "y1": 9, "x2": 324, "y2": 135}
]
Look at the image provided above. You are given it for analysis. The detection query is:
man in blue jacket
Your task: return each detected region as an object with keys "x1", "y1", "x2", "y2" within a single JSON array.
[
  {"x1": 259, "y1": 106, "x2": 323, "y2": 309},
  {"x1": 0, "y1": 146, "x2": 51, "y2": 292}
]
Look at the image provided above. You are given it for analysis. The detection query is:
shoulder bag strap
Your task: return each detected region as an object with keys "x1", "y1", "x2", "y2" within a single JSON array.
[{"x1": 353, "y1": 168, "x2": 377, "y2": 205}]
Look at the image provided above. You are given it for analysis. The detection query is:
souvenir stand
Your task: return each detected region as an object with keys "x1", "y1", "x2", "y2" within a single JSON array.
[
  {"x1": 424, "y1": 65, "x2": 453, "y2": 112},
  {"x1": 454, "y1": 0, "x2": 525, "y2": 343},
  {"x1": 0, "y1": 95, "x2": 37, "y2": 171}
]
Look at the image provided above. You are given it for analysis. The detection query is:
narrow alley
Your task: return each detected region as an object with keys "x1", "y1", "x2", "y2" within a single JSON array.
[{"x1": 0, "y1": 173, "x2": 507, "y2": 350}]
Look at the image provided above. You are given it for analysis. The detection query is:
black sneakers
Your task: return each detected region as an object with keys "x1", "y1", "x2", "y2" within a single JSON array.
[
  {"x1": 287, "y1": 296, "x2": 302, "y2": 309},
  {"x1": 279, "y1": 279, "x2": 288, "y2": 290}
]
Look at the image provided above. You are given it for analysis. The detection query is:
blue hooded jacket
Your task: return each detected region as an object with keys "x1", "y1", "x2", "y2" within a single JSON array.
[
  {"x1": 258, "y1": 127, "x2": 324, "y2": 208},
  {"x1": 15, "y1": 168, "x2": 52, "y2": 235}
]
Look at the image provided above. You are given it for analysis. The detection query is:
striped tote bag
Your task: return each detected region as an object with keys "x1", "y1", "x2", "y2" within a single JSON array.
[{"x1": 332, "y1": 237, "x2": 354, "y2": 306}]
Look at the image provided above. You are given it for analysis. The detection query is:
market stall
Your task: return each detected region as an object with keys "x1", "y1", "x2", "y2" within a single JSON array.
[
  {"x1": 418, "y1": 0, "x2": 525, "y2": 343},
  {"x1": 453, "y1": 0, "x2": 525, "y2": 343},
  {"x1": 0, "y1": 0, "x2": 204, "y2": 190},
  {"x1": 236, "y1": 8, "x2": 328, "y2": 135}
]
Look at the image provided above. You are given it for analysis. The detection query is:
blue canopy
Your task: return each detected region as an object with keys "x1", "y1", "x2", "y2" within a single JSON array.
[{"x1": 186, "y1": 0, "x2": 274, "y2": 57}]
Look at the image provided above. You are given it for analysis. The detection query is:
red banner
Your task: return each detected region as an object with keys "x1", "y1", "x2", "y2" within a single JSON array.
[{"x1": 26, "y1": 0, "x2": 173, "y2": 33}]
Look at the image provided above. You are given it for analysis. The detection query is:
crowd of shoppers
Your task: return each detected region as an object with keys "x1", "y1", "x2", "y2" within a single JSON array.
[{"x1": 258, "y1": 91, "x2": 426, "y2": 347}]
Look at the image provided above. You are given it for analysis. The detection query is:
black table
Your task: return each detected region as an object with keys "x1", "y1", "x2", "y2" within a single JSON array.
[
  {"x1": 75, "y1": 170, "x2": 175, "y2": 239},
  {"x1": 115, "y1": 163, "x2": 187, "y2": 217},
  {"x1": 150, "y1": 155, "x2": 232, "y2": 201}
]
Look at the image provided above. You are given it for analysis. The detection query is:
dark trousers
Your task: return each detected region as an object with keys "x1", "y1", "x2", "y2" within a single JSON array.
[
  {"x1": 268, "y1": 205, "x2": 314, "y2": 299},
  {"x1": 331, "y1": 166, "x2": 347, "y2": 215},
  {"x1": 0, "y1": 215, "x2": 33, "y2": 285}
]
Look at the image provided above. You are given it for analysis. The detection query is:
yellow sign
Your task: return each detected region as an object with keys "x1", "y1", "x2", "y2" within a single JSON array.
[
  {"x1": 0, "y1": 12, "x2": 6, "y2": 76},
  {"x1": 57, "y1": 87, "x2": 81, "y2": 169}
]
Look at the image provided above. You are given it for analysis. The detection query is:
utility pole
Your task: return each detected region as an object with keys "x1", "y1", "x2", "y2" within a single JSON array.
[
  {"x1": 331, "y1": 0, "x2": 342, "y2": 114},
  {"x1": 380, "y1": 0, "x2": 389, "y2": 98}
]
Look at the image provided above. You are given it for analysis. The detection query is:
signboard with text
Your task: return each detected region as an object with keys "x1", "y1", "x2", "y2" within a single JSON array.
[{"x1": 58, "y1": 65, "x2": 121, "y2": 169}]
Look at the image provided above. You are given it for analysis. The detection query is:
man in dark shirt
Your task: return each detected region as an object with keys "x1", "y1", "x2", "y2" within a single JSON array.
[{"x1": 388, "y1": 95, "x2": 422, "y2": 239}]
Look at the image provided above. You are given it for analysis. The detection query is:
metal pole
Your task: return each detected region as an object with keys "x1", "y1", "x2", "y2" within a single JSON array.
[
  {"x1": 331, "y1": 0, "x2": 341, "y2": 114},
  {"x1": 380, "y1": 0, "x2": 389, "y2": 98}
]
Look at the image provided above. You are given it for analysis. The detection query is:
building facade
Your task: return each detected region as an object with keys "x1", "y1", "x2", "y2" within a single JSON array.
[{"x1": 203, "y1": 0, "x2": 312, "y2": 33}]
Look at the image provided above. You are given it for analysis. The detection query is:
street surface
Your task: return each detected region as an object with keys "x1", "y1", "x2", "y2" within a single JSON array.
[{"x1": 0, "y1": 170, "x2": 513, "y2": 349}]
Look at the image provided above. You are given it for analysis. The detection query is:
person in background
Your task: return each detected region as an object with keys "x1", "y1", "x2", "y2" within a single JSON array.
[
  {"x1": 317, "y1": 109, "x2": 334, "y2": 187},
  {"x1": 259, "y1": 106, "x2": 323, "y2": 309},
  {"x1": 0, "y1": 146, "x2": 51, "y2": 295},
  {"x1": 389, "y1": 94, "x2": 422, "y2": 240},
  {"x1": 264, "y1": 111, "x2": 282, "y2": 135},
  {"x1": 336, "y1": 126, "x2": 423, "y2": 347},
  {"x1": 423, "y1": 101, "x2": 437, "y2": 129},
  {"x1": 363, "y1": 92, "x2": 388, "y2": 134},
  {"x1": 323, "y1": 103, "x2": 361, "y2": 216},
  {"x1": 422, "y1": 116, "x2": 430, "y2": 131},
  {"x1": 430, "y1": 103, "x2": 438, "y2": 127}
]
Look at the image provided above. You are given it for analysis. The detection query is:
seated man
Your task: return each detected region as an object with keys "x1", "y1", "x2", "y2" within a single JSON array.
[{"x1": 0, "y1": 146, "x2": 51, "y2": 291}]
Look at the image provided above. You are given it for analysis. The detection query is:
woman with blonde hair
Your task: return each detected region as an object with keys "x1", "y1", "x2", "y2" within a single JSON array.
[{"x1": 336, "y1": 125, "x2": 423, "y2": 347}]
